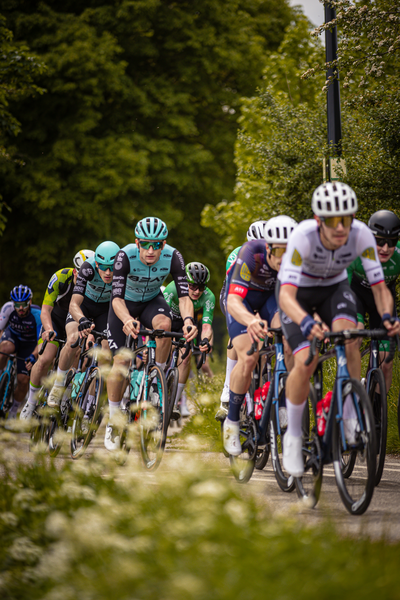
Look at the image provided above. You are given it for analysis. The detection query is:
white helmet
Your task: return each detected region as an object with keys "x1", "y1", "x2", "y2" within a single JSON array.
[
  {"x1": 73, "y1": 249, "x2": 95, "y2": 271},
  {"x1": 312, "y1": 182, "x2": 358, "y2": 217},
  {"x1": 264, "y1": 216, "x2": 297, "y2": 244},
  {"x1": 247, "y1": 220, "x2": 267, "y2": 241}
]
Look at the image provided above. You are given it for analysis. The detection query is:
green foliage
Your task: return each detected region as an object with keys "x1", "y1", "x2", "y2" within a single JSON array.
[
  {"x1": 0, "y1": 0, "x2": 294, "y2": 298},
  {"x1": 2, "y1": 432, "x2": 400, "y2": 599}
]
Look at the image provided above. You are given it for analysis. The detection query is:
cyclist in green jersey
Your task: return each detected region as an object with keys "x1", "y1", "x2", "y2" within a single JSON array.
[
  {"x1": 347, "y1": 210, "x2": 400, "y2": 392},
  {"x1": 164, "y1": 262, "x2": 215, "y2": 419},
  {"x1": 20, "y1": 250, "x2": 94, "y2": 419},
  {"x1": 216, "y1": 220, "x2": 267, "y2": 420}
]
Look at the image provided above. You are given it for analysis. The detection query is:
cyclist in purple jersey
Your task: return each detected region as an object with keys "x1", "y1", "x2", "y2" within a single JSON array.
[{"x1": 0, "y1": 285, "x2": 41, "y2": 420}]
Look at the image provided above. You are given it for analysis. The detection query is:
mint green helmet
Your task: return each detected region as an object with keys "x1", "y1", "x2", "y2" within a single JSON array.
[
  {"x1": 95, "y1": 241, "x2": 120, "y2": 268},
  {"x1": 135, "y1": 217, "x2": 168, "y2": 240}
]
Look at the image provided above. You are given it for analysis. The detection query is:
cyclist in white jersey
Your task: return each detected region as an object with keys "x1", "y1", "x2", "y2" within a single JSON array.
[{"x1": 277, "y1": 182, "x2": 400, "y2": 477}]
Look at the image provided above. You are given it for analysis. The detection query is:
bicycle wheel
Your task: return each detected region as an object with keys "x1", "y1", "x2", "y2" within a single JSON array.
[
  {"x1": 333, "y1": 379, "x2": 377, "y2": 515},
  {"x1": 269, "y1": 375, "x2": 295, "y2": 493},
  {"x1": 295, "y1": 386, "x2": 323, "y2": 507},
  {"x1": 255, "y1": 438, "x2": 270, "y2": 470},
  {"x1": 70, "y1": 367, "x2": 103, "y2": 460},
  {"x1": 139, "y1": 365, "x2": 168, "y2": 471},
  {"x1": 48, "y1": 369, "x2": 75, "y2": 458},
  {"x1": 229, "y1": 401, "x2": 257, "y2": 484},
  {"x1": 166, "y1": 367, "x2": 179, "y2": 424},
  {"x1": 0, "y1": 373, "x2": 11, "y2": 418},
  {"x1": 367, "y1": 368, "x2": 387, "y2": 486},
  {"x1": 30, "y1": 385, "x2": 51, "y2": 447}
]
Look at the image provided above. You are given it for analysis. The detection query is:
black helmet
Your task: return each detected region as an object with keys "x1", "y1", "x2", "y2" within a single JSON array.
[
  {"x1": 368, "y1": 210, "x2": 400, "y2": 238},
  {"x1": 186, "y1": 262, "x2": 210, "y2": 284}
]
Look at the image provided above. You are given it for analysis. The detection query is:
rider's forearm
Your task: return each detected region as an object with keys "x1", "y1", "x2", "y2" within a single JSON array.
[
  {"x1": 69, "y1": 295, "x2": 85, "y2": 323},
  {"x1": 40, "y1": 305, "x2": 54, "y2": 332},
  {"x1": 279, "y1": 285, "x2": 309, "y2": 325},
  {"x1": 372, "y1": 283, "x2": 394, "y2": 318},
  {"x1": 226, "y1": 294, "x2": 257, "y2": 327},
  {"x1": 201, "y1": 324, "x2": 213, "y2": 342},
  {"x1": 178, "y1": 296, "x2": 194, "y2": 321},
  {"x1": 112, "y1": 298, "x2": 133, "y2": 326}
]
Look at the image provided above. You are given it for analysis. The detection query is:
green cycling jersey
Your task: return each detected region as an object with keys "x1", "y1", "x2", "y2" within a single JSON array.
[
  {"x1": 347, "y1": 241, "x2": 400, "y2": 288},
  {"x1": 163, "y1": 281, "x2": 215, "y2": 325}
]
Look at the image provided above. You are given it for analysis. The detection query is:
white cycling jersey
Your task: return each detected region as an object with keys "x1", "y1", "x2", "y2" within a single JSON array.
[
  {"x1": 0, "y1": 301, "x2": 14, "y2": 331},
  {"x1": 278, "y1": 219, "x2": 384, "y2": 288}
]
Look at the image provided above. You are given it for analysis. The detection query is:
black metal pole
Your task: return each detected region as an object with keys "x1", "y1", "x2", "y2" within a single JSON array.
[{"x1": 325, "y1": 2, "x2": 342, "y2": 180}]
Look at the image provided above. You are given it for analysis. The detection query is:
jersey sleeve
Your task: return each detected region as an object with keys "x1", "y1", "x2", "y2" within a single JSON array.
[
  {"x1": 170, "y1": 250, "x2": 189, "y2": 298},
  {"x1": 42, "y1": 270, "x2": 62, "y2": 307},
  {"x1": 201, "y1": 289, "x2": 215, "y2": 325},
  {"x1": 112, "y1": 250, "x2": 130, "y2": 300},
  {"x1": 163, "y1": 281, "x2": 178, "y2": 307},
  {"x1": 357, "y1": 227, "x2": 384, "y2": 287},
  {"x1": 0, "y1": 302, "x2": 13, "y2": 330},
  {"x1": 228, "y1": 242, "x2": 258, "y2": 298},
  {"x1": 278, "y1": 228, "x2": 311, "y2": 287},
  {"x1": 32, "y1": 307, "x2": 42, "y2": 341},
  {"x1": 73, "y1": 261, "x2": 95, "y2": 297}
]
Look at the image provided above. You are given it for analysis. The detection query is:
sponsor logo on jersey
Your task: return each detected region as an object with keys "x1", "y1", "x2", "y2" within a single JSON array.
[
  {"x1": 82, "y1": 268, "x2": 91, "y2": 277},
  {"x1": 152, "y1": 267, "x2": 157, "y2": 272},
  {"x1": 362, "y1": 247, "x2": 376, "y2": 261},
  {"x1": 49, "y1": 274, "x2": 57, "y2": 289},
  {"x1": 115, "y1": 261, "x2": 123, "y2": 270},
  {"x1": 291, "y1": 249, "x2": 302, "y2": 266},
  {"x1": 161, "y1": 268, "x2": 168, "y2": 272},
  {"x1": 240, "y1": 262, "x2": 251, "y2": 282}
]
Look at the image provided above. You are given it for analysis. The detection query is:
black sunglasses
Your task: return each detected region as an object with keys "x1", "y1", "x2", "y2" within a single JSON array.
[{"x1": 375, "y1": 237, "x2": 398, "y2": 248}]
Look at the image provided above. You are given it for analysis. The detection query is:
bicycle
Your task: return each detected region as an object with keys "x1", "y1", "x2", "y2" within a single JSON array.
[
  {"x1": 120, "y1": 325, "x2": 190, "y2": 471},
  {"x1": 295, "y1": 329, "x2": 384, "y2": 516},
  {"x1": 70, "y1": 330, "x2": 107, "y2": 459},
  {"x1": 0, "y1": 351, "x2": 17, "y2": 418}
]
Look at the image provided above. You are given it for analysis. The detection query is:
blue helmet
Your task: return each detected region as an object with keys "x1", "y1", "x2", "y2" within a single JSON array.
[
  {"x1": 135, "y1": 217, "x2": 168, "y2": 241},
  {"x1": 11, "y1": 285, "x2": 32, "y2": 302},
  {"x1": 95, "y1": 241, "x2": 120, "y2": 268}
]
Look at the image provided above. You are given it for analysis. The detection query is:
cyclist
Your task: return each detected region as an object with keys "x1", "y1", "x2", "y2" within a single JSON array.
[
  {"x1": 222, "y1": 215, "x2": 297, "y2": 455},
  {"x1": 105, "y1": 216, "x2": 198, "y2": 450},
  {"x1": 46, "y1": 242, "x2": 119, "y2": 408},
  {"x1": 0, "y1": 285, "x2": 41, "y2": 419},
  {"x1": 20, "y1": 250, "x2": 95, "y2": 420},
  {"x1": 347, "y1": 210, "x2": 400, "y2": 394},
  {"x1": 278, "y1": 182, "x2": 400, "y2": 477},
  {"x1": 163, "y1": 261, "x2": 215, "y2": 419},
  {"x1": 216, "y1": 220, "x2": 267, "y2": 420}
]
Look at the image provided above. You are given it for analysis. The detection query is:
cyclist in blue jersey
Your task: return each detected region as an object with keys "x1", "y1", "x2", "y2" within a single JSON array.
[
  {"x1": 105, "y1": 216, "x2": 197, "y2": 451},
  {"x1": 223, "y1": 216, "x2": 297, "y2": 455},
  {"x1": 47, "y1": 241, "x2": 119, "y2": 407},
  {"x1": 0, "y1": 285, "x2": 41, "y2": 419}
]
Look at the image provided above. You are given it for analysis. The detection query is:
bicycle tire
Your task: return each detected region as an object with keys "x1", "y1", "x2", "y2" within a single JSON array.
[
  {"x1": 166, "y1": 367, "x2": 179, "y2": 424},
  {"x1": 70, "y1": 367, "x2": 103, "y2": 460},
  {"x1": 367, "y1": 368, "x2": 387, "y2": 486},
  {"x1": 0, "y1": 372, "x2": 11, "y2": 418},
  {"x1": 269, "y1": 374, "x2": 295, "y2": 493},
  {"x1": 139, "y1": 365, "x2": 168, "y2": 471},
  {"x1": 333, "y1": 378, "x2": 377, "y2": 515},
  {"x1": 255, "y1": 438, "x2": 270, "y2": 470},
  {"x1": 295, "y1": 385, "x2": 323, "y2": 507},
  {"x1": 229, "y1": 402, "x2": 257, "y2": 484},
  {"x1": 48, "y1": 369, "x2": 76, "y2": 458}
]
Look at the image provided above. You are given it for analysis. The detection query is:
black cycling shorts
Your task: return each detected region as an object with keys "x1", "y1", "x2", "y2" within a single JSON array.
[
  {"x1": 278, "y1": 279, "x2": 357, "y2": 354},
  {"x1": 107, "y1": 292, "x2": 172, "y2": 353},
  {"x1": 38, "y1": 311, "x2": 68, "y2": 346},
  {"x1": 65, "y1": 297, "x2": 109, "y2": 335}
]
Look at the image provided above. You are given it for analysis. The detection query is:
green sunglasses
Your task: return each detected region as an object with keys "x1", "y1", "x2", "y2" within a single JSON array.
[{"x1": 138, "y1": 240, "x2": 163, "y2": 250}]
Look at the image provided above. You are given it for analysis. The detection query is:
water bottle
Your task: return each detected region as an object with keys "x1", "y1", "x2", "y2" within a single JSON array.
[{"x1": 316, "y1": 391, "x2": 332, "y2": 436}]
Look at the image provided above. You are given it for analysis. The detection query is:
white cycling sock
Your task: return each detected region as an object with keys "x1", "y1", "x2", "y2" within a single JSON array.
[
  {"x1": 156, "y1": 361, "x2": 167, "y2": 371},
  {"x1": 286, "y1": 398, "x2": 306, "y2": 438},
  {"x1": 27, "y1": 383, "x2": 40, "y2": 406},
  {"x1": 55, "y1": 367, "x2": 68, "y2": 387},
  {"x1": 343, "y1": 394, "x2": 357, "y2": 420},
  {"x1": 224, "y1": 358, "x2": 238, "y2": 388},
  {"x1": 108, "y1": 400, "x2": 121, "y2": 421}
]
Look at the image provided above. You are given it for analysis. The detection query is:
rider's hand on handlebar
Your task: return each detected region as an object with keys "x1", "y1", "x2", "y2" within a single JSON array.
[
  {"x1": 300, "y1": 315, "x2": 326, "y2": 341},
  {"x1": 41, "y1": 330, "x2": 55, "y2": 342},
  {"x1": 78, "y1": 317, "x2": 95, "y2": 339},
  {"x1": 247, "y1": 315, "x2": 266, "y2": 343},
  {"x1": 183, "y1": 323, "x2": 198, "y2": 342},
  {"x1": 199, "y1": 338, "x2": 211, "y2": 354},
  {"x1": 383, "y1": 315, "x2": 400, "y2": 337},
  {"x1": 123, "y1": 317, "x2": 140, "y2": 338}
]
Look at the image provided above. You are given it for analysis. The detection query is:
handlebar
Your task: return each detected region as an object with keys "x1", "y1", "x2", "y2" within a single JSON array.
[
  {"x1": 246, "y1": 321, "x2": 266, "y2": 355},
  {"x1": 39, "y1": 331, "x2": 66, "y2": 355}
]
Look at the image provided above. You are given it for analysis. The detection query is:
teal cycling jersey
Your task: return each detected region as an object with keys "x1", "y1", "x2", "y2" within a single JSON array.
[
  {"x1": 347, "y1": 242, "x2": 400, "y2": 289},
  {"x1": 163, "y1": 282, "x2": 215, "y2": 325},
  {"x1": 112, "y1": 243, "x2": 188, "y2": 303},
  {"x1": 73, "y1": 257, "x2": 112, "y2": 303}
]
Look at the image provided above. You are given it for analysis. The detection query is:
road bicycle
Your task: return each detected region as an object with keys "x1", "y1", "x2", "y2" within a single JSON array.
[
  {"x1": 0, "y1": 351, "x2": 18, "y2": 418},
  {"x1": 69, "y1": 330, "x2": 108, "y2": 459},
  {"x1": 295, "y1": 329, "x2": 385, "y2": 516}
]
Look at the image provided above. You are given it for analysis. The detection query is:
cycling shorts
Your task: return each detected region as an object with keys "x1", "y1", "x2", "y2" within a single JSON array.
[
  {"x1": 65, "y1": 297, "x2": 109, "y2": 335},
  {"x1": 107, "y1": 292, "x2": 172, "y2": 354},
  {"x1": 278, "y1": 280, "x2": 357, "y2": 354},
  {"x1": 0, "y1": 328, "x2": 36, "y2": 375},
  {"x1": 226, "y1": 289, "x2": 278, "y2": 341},
  {"x1": 351, "y1": 278, "x2": 396, "y2": 352}
]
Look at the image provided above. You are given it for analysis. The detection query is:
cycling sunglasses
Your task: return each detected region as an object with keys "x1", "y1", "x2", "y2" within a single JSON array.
[
  {"x1": 269, "y1": 246, "x2": 286, "y2": 258},
  {"x1": 375, "y1": 237, "x2": 398, "y2": 248},
  {"x1": 14, "y1": 301, "x2": 30, "y2": 309},
  {"x1": 138, "y1": 240, "x2": 163, "y2": 250},
  {"x1": 97, "y1": 264, "x2": 114, "y2": 272},
  {"x1": 188, "y1": 283, "x2": 205, "y2": 292},
  {"x1": 321, "y1": 215, "x2": 353, "y2": 229}
]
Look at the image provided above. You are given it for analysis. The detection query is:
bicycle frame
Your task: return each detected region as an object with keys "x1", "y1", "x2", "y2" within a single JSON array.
[{"x1": 0, "y1": 354, "x2": 16, "y2": 413}]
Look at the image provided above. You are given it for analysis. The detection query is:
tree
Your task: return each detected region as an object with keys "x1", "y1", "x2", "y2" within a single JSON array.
[{"x1": 0, "y1": 0, "x2": 294, "y2": 298}]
